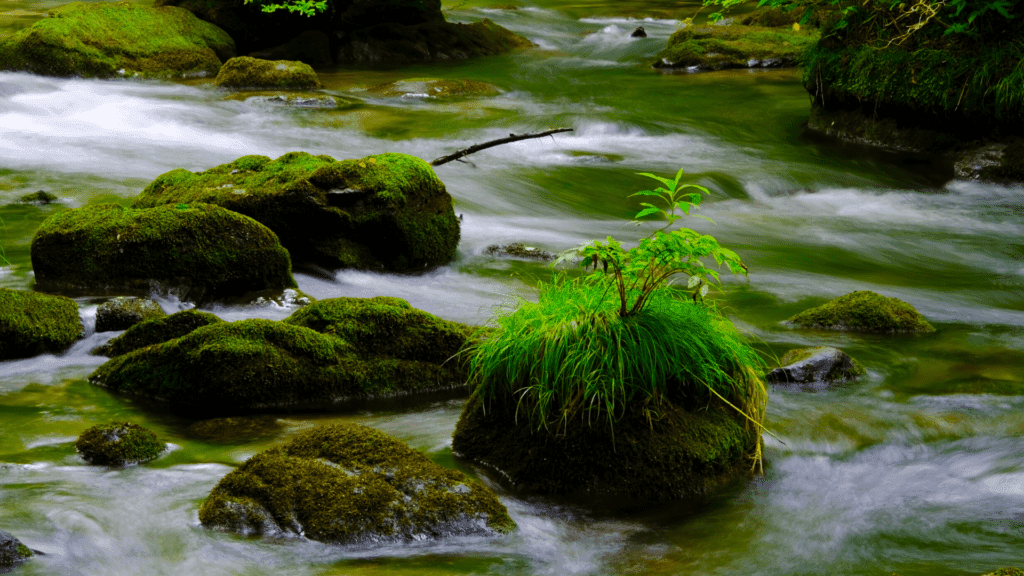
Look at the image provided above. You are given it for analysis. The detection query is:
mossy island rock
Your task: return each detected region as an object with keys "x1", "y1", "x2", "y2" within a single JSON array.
[
  {"x1": 93, "y1": 309, "x2": 223, "y2": 357},
  {"x1": 654, "y1": 22, "x2": 818, "y2": 71},
  {"x1": 133, "y1": 152, "x2": 460, "y2": 272},
  {"x1": 30, "y1": 203, "x2": 296, "y2": 304},
  {"x1": 89, "y1": 296, "x2": 474, "y2": 415},
  {"x1": 786, "y1": 291, "x2": 934, "y2": 333},
  {"x1": 364, "y1": 78, "x2": 500, "y2": 99},
  {"x1": 766, "y1": 346, "x2": 864, "y2": 387},
  {"x1": 0, "y1": 288, "x2": 82, "y2": 360},
  {"x1": 18, "y1": 191, "x2": 58, "y2": 205},
  {"x1": 199, "y1": 423, "x2": 514, "y2": 543},
  {"x1": 0, "y1": 2, "x2": 235, "y2": 79},
  {"x1": 0, "y1": 530, "x2": 32, "y2": 569},
  {"x1": 75, "y1": 422, "x2": 165, "y2": 466},
  {"x1": 95, "y1": 297, "x2": 166, "y2": 333},
  {"x1": 214, "y1": 56, "x2": 321, "y2": 90}
]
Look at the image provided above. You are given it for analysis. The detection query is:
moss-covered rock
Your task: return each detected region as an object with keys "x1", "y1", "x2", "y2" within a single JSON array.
[
  {"x1": 75, "y1": 422, "x2": 164, "y2": 466},
  {"x1": 93, "y1": 308, "x2": 223, "y2": 357},
  {"x1": 364, "y1": 78, "x2": 500, "y2": 99},
  {"x1": 981, "y1": 569, "x2": 1024, "y2": 576},
  {"x1": 336, "y1": 18, "x2": 533, "y2": 65},
  {"x1": 452, "y1": 392, "x2": 758, "y2": 502},
  {"x1": 89, "y1": 297, "x2": 472, "y2": 414},
  {"x1": 133, "y1": 152, "x2": 460, "y2": 271},
  {"x1": 96, "y1": 297, "x2": 167, "y2": 333},
  {"x1": 0, "y1": 530, "x2": 32, "y2": 568},
  {"x1": 484, "y1": 242, "x2": 554, "y2": 261},
  {"x1": 199, "y1": 423, "x2": 514, "y2": 542},
  {"x1": 223, "y1": 91, "x2": 360, "y2": 109},
  {"x1": 214, "y1": 56, "x2": 321, "y2": 89},
  {"x1": 30, "y1": 203, "x2": 296, "y2": 304},
  {"x1": 0, "y1": 288, "x2": 83, "y2": 360},
  {"x1": 654, "y1": 23, "x2": 818, "y2": 70},
  {"x1": 18, "y1": 191, "x2": 58, "y2": 205},
  {"x1": 767, "y1": 346, "x2": 864, "y2": 387},
  {"x1": 786, "y1": 291, "x2": 934, "y2": 333},
  {"x1": 0, "y1": 2, "x2": 235, "y2": 79}
]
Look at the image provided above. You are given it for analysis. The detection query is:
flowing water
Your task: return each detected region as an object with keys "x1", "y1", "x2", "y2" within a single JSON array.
[{"x1": 1, "y1": 1, "x2": 1023, "y2": 574}]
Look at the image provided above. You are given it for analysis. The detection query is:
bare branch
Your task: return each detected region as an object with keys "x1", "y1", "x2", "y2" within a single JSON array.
[{"x1": 431, "y1": 128, "x2": 574, "y2": 166}]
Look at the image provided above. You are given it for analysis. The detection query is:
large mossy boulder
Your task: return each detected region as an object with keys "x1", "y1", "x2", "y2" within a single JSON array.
[
  {"x1": 199, "y1": 423, "x2": 514, "y2": 543},
  {"x1": 30, "y1": 203, "x2": 296, "y2": 304},
  {"x1": 96, "y1": 297, "x2": 166, "y2": 333},
  {"x1": 89, "y1": 297, "x2": 473, "y2": 414},
  {"x1": 0, "y1": 288, "x2": 82, "y2": 360},
  {"x1": 75, "y1": 422, "x2": 165, "y2": 466},
  {"x1": 0, "y1": 2, "x2": 235, "y2": 78},
  {"x1": 133, "y1": 152, "x2": 460, "y2": 271},
  {"x1": 654, "y1": 23, "x2": 818, "y2": 71},
  {"x1": 93, "y1": 308, "x2": 224, "y2": 357},
  {"x1": 213, "y1": 56, "x2": 321, "y2": 89},
  {"x1": 786, "y1": 291, "x2": 934, "y2": 333},
  {"x1": 0, "y1": 531, "x2": 32, "y2": 569}
]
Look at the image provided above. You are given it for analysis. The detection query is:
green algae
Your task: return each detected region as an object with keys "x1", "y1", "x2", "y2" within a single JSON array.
[
  {"x1": 96, "y1": 297, "x2": 167, "y2": 333},
  {"x1": 0, "y1": 1, "x2": 235, "y2": 78},
  {"x1": 199, "y1": 423, "x2": 514, "y2": 542},
  {"x1": 214, "y1": 56, "x2": 321, "y2": 89},
  {"x1": 74, "y1": 422, "x2": 164, "y2": 466},
  {"x1": 655, "y1": 23, "x2": 818, "y2": 70},
  {"x1": 30, "y1": 203, "x2": 296, "y2": 303},
  {"x1": 787, "y1": 291, "x2": 935, "y2": 333},
  {"x1": 93, "y1": 308, "x2": 224, "y2": 358},
  {"x1": 0, "y1": 288, "x2": 82, "y2": 360}
]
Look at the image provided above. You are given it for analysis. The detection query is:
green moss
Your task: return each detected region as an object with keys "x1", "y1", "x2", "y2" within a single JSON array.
[
  {"x1": 0, "y1": 288, "x2": 82, "y2": 360},
  {"x1": 186, "y1": 415, "x2": 283, "y2": 442},
  {"x1": 93, "y1": 308, "x2": 223, "y2": 357},
  {"x1": 0, "y1": 530, "x2": 33, "y2": 567},
  {"x1": 75, "y1": 422, "x2": 164, "y2": 466},
  {"x1": 787, "y1": 291, "x2": 935, "y2": 333},
  {"x1": 364, "y1": 78, "x2": 500, "y2": 99},
  {"x1": 30, "y1": 203, "x2": 296, "y2": 303},
  {"x1": 18, "y1": 191, "x2": 58, "y2": 204},
  {"x1": 133, "y1": 152, "x2": 460, "y2": 271},
  {"x1": 213, "y1": 56, "x2": 321, "y2": 89},
  {"x1": 222, "y1": 91, "x2": 361, "y2": 109},
  {"x1": 982, "y1": 569, "x2": 1024, "y2": 576},
  {"x1": 95, "y1": 296, "x2": 167, "y2": 333},
  {"x1": 0, "y1": 1, "x2": 234, "y2": 78},
  {"x1": 655, "y1": 24, "x2": 818, "y2": 69}
]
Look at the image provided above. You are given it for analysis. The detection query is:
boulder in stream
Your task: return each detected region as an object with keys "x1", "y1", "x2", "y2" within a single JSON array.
[
  {"x1": 30, "y1": 203, "x2": 297, "y2": 304},
  {"x1": 133, "y1": 152, "x2": 460, "y2": 271},
  {"x1": 199, "y1": 423, "x2": 515, "y2": 543},
  {"x1": 654, "y1": 21, "x2": 818, "y2": 71},
  {"x1": 786, "y1": 291, "x2": 935, "y2": 333},
  {"x1": 96, "y1": 297, "x2": 166, "y2": 333},
  {"x1": 0, "y1": 530, "x2": 32, "y2": 568},
  {"x1": 18, "y1": 191, "x2": 58, "y2": 205},
  {"x1": 363, "y1": 78, "x2": 500, "y2": 99},
  {"x1": 213, "y1": 56, "x2": 321, "y2": 89},
  {"x1": 93, "y1": 308, "x2": 224, "y2": 357},
  {"x1": 75, "y1": 422, "x2": 165, "y2": 466},
  {"x1": 0, "y1": 2, "x2": 235, "y2": 78},
  {"x1": 766, "y1": 346, "x2": 864, "y2": 387},
  {"x1": 0, "y1": 288, "x2": 83, "y2": 360}
]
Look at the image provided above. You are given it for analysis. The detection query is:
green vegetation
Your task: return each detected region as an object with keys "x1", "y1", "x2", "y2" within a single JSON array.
[
  {"x1": 364, "y1": 78, "x2": 501, "y2": 99},
  {"x1": 213, "y1": 56, "x2": 321, "y2": 89},
  {"x1": 244, "y1": 0, "x2": 328, "y2": 17},
  {"x1": 787, "y1": 290, "x2": 936, "y2": 333},
  {"x1": 74, "y1": 422, "x2": 164, "y2": 466},
  {"x1": 0, "y1": 288, "x2": 82, "y2": 360},
  {"x1": 199, "y1": 423, "x2": 515, "y2": 542},
  {"x1": 655, "y1": 23, "x2": 819, "y2": 69},
  {"x1": 93, "y1": 309, "x2": 223, "y2": 357},
  {"x1": 18, "y1": 191, "x2": 58, "y2": 205}
]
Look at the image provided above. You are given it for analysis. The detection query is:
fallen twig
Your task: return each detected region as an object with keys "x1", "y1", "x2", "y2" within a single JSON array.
[{"x1": 431, "y1": 128, "x2": 574, "y2": 166}]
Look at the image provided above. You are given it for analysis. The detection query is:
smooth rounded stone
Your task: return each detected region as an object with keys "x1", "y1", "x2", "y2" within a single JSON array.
[
  {"x1": 30, "y1": 203, "x2": 296, "y2": 304},
  {"x1": 133, "y1": 152, "x2": 460, "y2": 272},
  {"x1": 630, "y1": 26, "x2": 647, "y2": 38},
  {"x1": 653, "y1": 23, "x2": 817, "y2": 71},
  {"x1": 786, "y1": 291, "x2": 935, "y2": 333},
  {"x1": 186, "y1": 415, "x2": 284, "y2": 442},
  {"x1": 18, "y1": 190, "x2": 58, "y2": 204},
  {"x1": 95, "y1": 297, "x2": 166, "y2": 333},
  {"x1": 93, "y1": 309, "x2": 223, "y2": 358},
  {"x1": 89, "y1": 297, "x2": 473, "y2": 415},
  {"x1": 249, "y1": 30, "x2": 333, "y2": 67},
  {"x1": 767, "y1": 346, "x2": 865, "y2": 387},
  {"x1": 0, "y1": 2, "x2": 234, "y2": 78},
  {"x1": 0, "y1": 288, "x2": 83, "y2": 360},
  {"x1": 75, "y1": 422, "x2": 164, "y2": 466},
  {"x1": 0, "y1": 530, "x2": 32, "y2": 568},
  {"x1": 224, "y1": 91, "x2": 360, "y2": 109},
  {"x1": 483, "y1": 242, "x2": 554, "y2": 261},
  {"x1": 214, "y1": 56, "x2": 321, "y2": 90},
  {"x1": 363, "y1": 78, "x2": 500, "y2": 99},
  {"x1": 199, "y1": 423, "x2": 515, "y2": 543}
]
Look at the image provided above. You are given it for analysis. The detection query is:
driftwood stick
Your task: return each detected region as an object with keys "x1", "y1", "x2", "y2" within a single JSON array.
[{"x1": 431, "y1": 128, "x2": 574, "y2": 166}]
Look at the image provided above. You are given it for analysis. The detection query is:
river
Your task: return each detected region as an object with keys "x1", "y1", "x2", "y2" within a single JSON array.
[{"x1": 1, "y1": 1, "x2": 1022, "y2": 574}]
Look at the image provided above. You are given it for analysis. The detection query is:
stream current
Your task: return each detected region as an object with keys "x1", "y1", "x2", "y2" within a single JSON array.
[{"x1": 1, "y1": 1, "x2": 1023, "y2": 574}]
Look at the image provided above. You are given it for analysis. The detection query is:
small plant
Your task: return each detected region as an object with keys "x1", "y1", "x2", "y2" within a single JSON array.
[{"x1": 243, "y1": 0, "x2": 327, "y2": 17}]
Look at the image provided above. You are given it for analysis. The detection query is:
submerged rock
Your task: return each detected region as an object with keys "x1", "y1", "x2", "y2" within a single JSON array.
[
  {"x1": 224, "y1": 91, "x2": 360, "y2": 109},
  {"x1": 0, "y1": 288, "x2": 82, "y2": 360},
  {"x1": 767, "y1": 346, "x2": 864, "y2": 387},
  {"x1": 133, "y1": 152, "x2": 460, "y2": 271},
  {"x1": 186, "y1": 415, "x2": 284, "y2": 442},
  {"x1": 0, "y1": 530, "x2": 32, "y2": 568},
  {"x1": 30, "y1": 203, "x2": 296, "y2": 304},
  {"x1": 89, "y1": 297, "x2": 473, "y2": 414},
  {"x1": 654, "y1": 23, "x2": 817, "y2": 71},
  {"x1": 95, "y1": 297, "x2": 166, "y2": 333},
  {"x1": 363, "y1": 78, "x2": 500, "y2": 99},
  {"x1": 484, "y1": 242, "x2": 554, "y2": 261},
  {"x1": 786, "y1": 291, "x2": 935, "y2": 333},
  {"x1": 214, "y1": 56, "x2": 321, "y2": 89},
  {"x1": 199, "y1": 423, "x2": 514, "y2": 543},
  {"x1": 93, "y1": 309, "x2": 223, "y2": 357},
  {"x1": 18, "y1": 191, "x2": 58, "y2": 204},
  {"x1": 75, "y1": 422, "x2": 164, "y2": 466},
  {"x1": 0, "y1": 2, "x2": 234, "y2": 78}
]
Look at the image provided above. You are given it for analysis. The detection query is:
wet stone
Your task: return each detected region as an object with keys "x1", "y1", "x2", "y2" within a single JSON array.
[
  {"x1": 767, "y1": 346, "x2": 865, "y2": 388},
  {"x1": 95, "y1": 296, "x2": 166, "y2": 333},
  {"x1": 0, "y1": 530, "x2": 32, "y2": 568}
]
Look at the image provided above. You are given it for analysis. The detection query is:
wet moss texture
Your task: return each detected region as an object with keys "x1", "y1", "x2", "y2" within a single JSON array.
[
  {"x1": 75, "y1": 422, "x2": 164, "y2": 466},
  {"x1": 787, "y1": 291, "x2": 934, "y2": 333},
  {"x1": 0, "y1": 1, "x2": 235, "y2": 78},
  {"x1": 93, "y1": 308, "x2": 224, "y2": 358},
  {"x1": 655, "y1": 23, "x2": 818, "y2": 70},
  {"x1": 30, "y1": 203, "x2": 296, "y2": 303},
  {"x1": 133, "y1": 152, "x2": 460, "y2": 271},
  {"x1": 213, "y1": 56, "x2": 321, "y2": 89},
  {"x1": 0, "y1": 530, "x2": 32, "y2": 568},
  {"x1": 199, "y1": 423, "x2": 515, "y2": 543},
  {"x1": 0, "y1": 288, "x2": 82, "y2": 360},
  {"x1": 95, "y1": 296, "x2": 167, "y2": 333}
]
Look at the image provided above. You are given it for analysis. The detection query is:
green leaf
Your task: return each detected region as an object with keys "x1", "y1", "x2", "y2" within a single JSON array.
[
  {"x1": 636, "y1": 172, "x2": 677, "y2": 190},
  {"x1": 634, "y1": 207, "x2": 660, "y2": 219},
  {"x1": 629, "y1": 190, "x2": 664, "y2": 197}
]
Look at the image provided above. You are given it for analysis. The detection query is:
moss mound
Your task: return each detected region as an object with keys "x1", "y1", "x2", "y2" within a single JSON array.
[
  {"x1": 0, "y1": 288, "x2": 82, "y2": 360},
  {"x1": 96, "y1": 297, "x2": 167, "y2": 333},
  {"x1": 654, "y1": 23, "x2": 818, "y2": 70},
  {"x1": 93, "y1": 309, "x2": 223, "y2": 357},
  {"x1": 75, "y1": 422, "x2": 164, "y2": 466},
  {"x1": 0, "y1": 530, "x2": 32, "y2": 568},
  {"x1": 200, "y1": 423, "x2": 514, "y2": 542},
  {"x1": 214, "y1": 56, "x2": 321, "y2": 89},
  {"x1": 133, "y1": 152, "x2": 460, "y2": 271},
  {"x1": 18, "y1": 191, "x2": 58, "y2": 205},
  {"x1": 0, "y1": 1, "x2": 235, "y2": 78},
  {"x1": 89, "y1": 297, "x2": 472, "y2": 414},
  {"x1": 30, "y1": 203, "x2": 296, "y2": 303},
  {"x1": 787, "y1": 291, "x2": 934, "y2": 333},
  {"x1": 364, "y1": 78, "x2": 500, "y2": 99}
]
